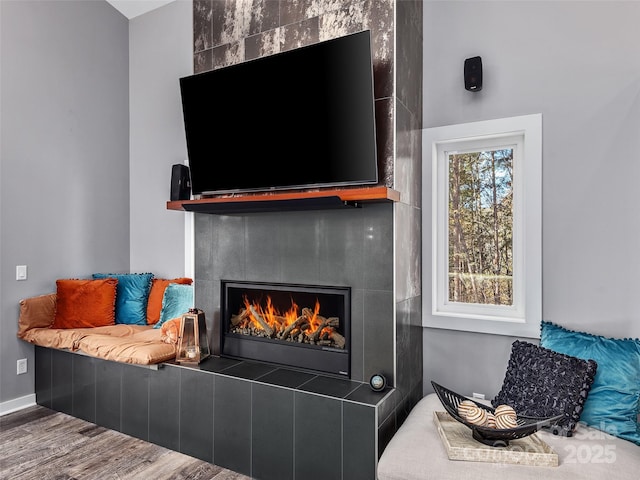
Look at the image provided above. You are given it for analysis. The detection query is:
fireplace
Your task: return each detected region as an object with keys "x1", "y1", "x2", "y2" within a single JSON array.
[{"x1": 220, "y1": 280, "x2": 351, "y2": 377}]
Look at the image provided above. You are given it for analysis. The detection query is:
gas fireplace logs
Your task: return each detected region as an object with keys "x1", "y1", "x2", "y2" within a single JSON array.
[
  {"x1": 248, "y1": 304, "x2": 275, "y2": 337},
  {"x1": 229, "y1": 303, "x2": 345, "y2": 349}
]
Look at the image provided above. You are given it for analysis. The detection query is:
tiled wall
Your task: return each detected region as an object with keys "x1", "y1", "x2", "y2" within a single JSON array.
[
  {"x1": 191, "y1": 0, "x2": 423, "y2": 446},
  {"x1": 196, "y1": 205, "x2": 394, "y2": 383},
  {"x1": 391, "y1": 0, "x2": 423, "y2": 430}
]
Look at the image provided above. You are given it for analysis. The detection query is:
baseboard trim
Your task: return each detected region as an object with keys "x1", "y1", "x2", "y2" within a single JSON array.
[{"x1": 0, "y1": 394, "x2": 36, "y2": 416}]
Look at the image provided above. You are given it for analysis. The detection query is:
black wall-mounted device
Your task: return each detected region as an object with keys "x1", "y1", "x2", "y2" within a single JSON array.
[
  {"x1": 464, "y1": 56, "x2": 483, "y2": 92},
  {"x1": 170, "y1": 164, "x2": 191, "y2": 201}
]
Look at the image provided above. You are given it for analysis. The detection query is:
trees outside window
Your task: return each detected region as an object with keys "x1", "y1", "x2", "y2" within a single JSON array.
[{"x1": 448, "y1": 147, "x2": 513, "y2": 306}]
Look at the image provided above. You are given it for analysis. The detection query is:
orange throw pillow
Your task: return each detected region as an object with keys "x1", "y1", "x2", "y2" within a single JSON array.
[
  {"x1": 51, "y1": 278, "x2": 117, "y2": 329},
  {"x1": 160, "y1": 317, "x2": 182, "y2": 344},
  {"x1": 146, "y1": 277, "x2": 192, "y2": 325}
]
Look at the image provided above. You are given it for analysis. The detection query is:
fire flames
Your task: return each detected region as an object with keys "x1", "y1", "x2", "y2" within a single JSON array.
[
  {"x1": 243, "y1": 295, "x2": 322, "y2": 333},
  {"x1": 229, "y1": 295, "x2": 345, "y2": 349}
]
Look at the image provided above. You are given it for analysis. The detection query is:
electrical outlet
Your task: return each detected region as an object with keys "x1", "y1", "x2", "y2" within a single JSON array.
[
  {"x1": 17, "y1": 358, "x2": 27, "y2": 375},
  {"x1": 472, "y1": 392, "x2": 485, "y2": 400}
]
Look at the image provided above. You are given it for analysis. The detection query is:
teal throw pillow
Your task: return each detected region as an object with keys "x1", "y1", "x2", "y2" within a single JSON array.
[
  {"x1": 92, "y1": 273, "x2": 153, "y2": 325},
  {"x1": 154, "y1": 283, "x2": 194, "y2": 329},
  {"x1": 540, "y1": 320, "x2": 640, "y2": 445}
]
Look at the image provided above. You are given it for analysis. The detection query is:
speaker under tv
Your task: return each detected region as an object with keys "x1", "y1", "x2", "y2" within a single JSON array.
[
  {"x1": 170, "y1": 164, "x2": 191, "y2": 201},
  {"x1": 179, "y1": 30, "x2": 378, "y2": 196}
]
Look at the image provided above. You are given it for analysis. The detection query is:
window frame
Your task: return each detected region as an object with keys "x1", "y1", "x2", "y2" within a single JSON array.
[{"x1": 422, "y1": 114, "x2": 542, "y2": 338}]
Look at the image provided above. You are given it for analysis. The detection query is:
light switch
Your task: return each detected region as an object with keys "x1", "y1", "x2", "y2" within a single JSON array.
[{"x1": 16, "y1": 265, "x2": 27, "y2": 281}]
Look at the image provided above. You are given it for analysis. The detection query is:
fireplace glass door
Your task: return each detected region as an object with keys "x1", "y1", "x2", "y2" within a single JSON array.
[{"x1": 221, "y1": 281, "x2": 351, "y2": 377}]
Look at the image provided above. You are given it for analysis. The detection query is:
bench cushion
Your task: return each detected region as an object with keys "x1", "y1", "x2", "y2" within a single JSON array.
[
  {"x1": 77, "y1": 328, "x2": 176, "y2": 364},
  {"x1": 377, "y1": 393, "x2": 639, "y2": 480}
]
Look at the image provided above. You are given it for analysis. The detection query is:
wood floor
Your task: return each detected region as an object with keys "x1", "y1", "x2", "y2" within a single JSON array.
[{"x1": 0, "y1": 405, "x2": 252, "y2": 480}]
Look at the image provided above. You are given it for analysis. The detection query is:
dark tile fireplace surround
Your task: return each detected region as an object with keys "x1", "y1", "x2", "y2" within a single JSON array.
[
  {"x1": 192, "y1": 205, "x2": 401, "y2": 477},
  {"x1": 189, "y1": 0, "x2": 424, "y2": 437}
]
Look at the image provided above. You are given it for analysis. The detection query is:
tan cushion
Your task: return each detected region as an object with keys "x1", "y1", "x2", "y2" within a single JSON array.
[
  {"x1": 18, "y1": 324, "x2": 149, "y2": 350},
  {"x1": 77, "y1": 332, "x2": 176, "y2": 365},
  {"x1": 83, "y1": 324, "x2": 151, "y2": 337},
  {"x1": 18, "y1": 293, "x2": 56, "y2": 338},
  {"x1": 129, "y1": 327, "x2": 165, "y2": 342},
  {"x1": 19, "y1": 327, "x2": 85, "y2": 350},
  {"x1": 18, "y1": 290, "x2": 176, "y2": 364}
]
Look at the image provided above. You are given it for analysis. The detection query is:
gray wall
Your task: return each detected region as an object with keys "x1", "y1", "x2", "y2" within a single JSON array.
[
  {"x1": 129, "y1": 0, "x2": 192, "y2": 278},
  {"x1": 0, "y1": 0, "x2": 129, "y2": 405},
  {"x1": 0, "y1": 0, "x2": 192, "y2": 409},
  {"x1": 422, "y1": 1, "x2": 640, "y2": 399}
]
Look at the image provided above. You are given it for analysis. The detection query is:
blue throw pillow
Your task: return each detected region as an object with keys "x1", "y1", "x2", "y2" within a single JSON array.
[
  {"x1": 540, "y1": 320, "x2": 640, "y2": 445},
  {"x1": 92, "y1": 273, "x2": 153, "y2": 325},
  {"x1": 154, "y1": 283, "x2": 194, "y2": 329}
]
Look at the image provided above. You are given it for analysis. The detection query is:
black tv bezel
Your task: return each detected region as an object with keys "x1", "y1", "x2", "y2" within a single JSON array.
[{"x1": 179, "y1": 30, "x2": 378, "y2": 197}]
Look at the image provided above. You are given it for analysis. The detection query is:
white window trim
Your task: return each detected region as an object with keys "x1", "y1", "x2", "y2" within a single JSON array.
[{"x1": 422, "y1": 114, "x2": 542, "y2": 338}]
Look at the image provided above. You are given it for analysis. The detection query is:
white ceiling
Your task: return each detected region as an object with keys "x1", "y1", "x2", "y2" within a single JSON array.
[{"x1": 106, "y1": 0, "x2": 176, "y2": 19}]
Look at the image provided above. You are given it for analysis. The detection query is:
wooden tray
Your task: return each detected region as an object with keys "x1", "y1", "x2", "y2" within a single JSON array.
[{"x1": 434, "y1": 411, "x2": 558, "y2": 467}]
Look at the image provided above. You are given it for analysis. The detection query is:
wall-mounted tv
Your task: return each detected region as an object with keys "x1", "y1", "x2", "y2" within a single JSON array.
[{"x1": 179, "y1": 30, "x2": 378, "y2": 196}]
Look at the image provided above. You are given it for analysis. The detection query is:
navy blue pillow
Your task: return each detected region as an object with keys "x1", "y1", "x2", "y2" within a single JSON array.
[{"x1": 493, "y1": 340, "x2": 597, "y2": 436}]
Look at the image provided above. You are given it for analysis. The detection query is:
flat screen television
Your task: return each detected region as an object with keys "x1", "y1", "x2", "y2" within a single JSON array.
[{"x1": 179, "y1": 30, "x2": 378, "y2": 196}]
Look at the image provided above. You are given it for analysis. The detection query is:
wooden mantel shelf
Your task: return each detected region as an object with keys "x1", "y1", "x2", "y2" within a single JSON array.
[{"x1": 166, "y1": 186, "x2": 400, "y2": 214}]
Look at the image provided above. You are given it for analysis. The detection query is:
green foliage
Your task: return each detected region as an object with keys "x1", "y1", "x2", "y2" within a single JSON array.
[{"x1": 448, "y1": 149, "x2": 513, "y2": 305}]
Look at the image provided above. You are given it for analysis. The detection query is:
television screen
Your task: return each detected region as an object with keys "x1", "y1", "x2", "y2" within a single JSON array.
[{"x1": 179, "y1": 30, "x2": 378, "y2": 196}]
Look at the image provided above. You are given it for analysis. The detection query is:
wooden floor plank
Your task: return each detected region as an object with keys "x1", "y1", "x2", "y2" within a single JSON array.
[{"x1": 0, "y1": 406, "x2": 251, "y2": 480}]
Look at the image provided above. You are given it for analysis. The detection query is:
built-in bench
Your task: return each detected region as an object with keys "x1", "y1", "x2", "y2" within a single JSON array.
[{"x1": 34, "y1": 345, "x2": 393, "y2": 480}]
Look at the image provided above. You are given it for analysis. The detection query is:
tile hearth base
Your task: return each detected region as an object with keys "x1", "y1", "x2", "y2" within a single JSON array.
[{"x1": 34, "y1": 346, "x2": 393, "y2": 480}]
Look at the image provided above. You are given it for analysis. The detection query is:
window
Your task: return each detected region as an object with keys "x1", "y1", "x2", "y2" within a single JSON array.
[{"x1": 422, "y1": 115, "x2": 542, "y2": 337}]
